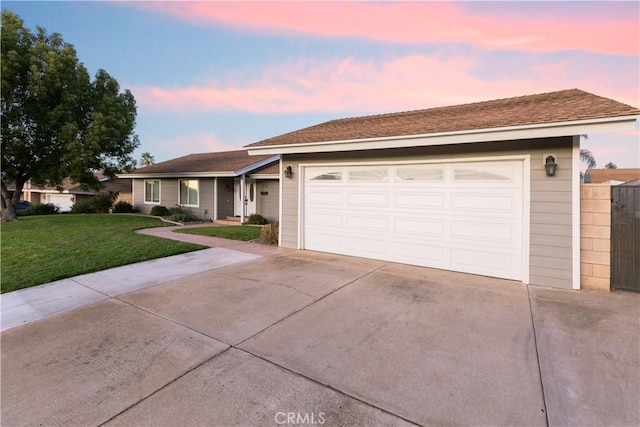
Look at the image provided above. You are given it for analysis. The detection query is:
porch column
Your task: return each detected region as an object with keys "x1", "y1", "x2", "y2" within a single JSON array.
[
  {"x1": 213, "y1": 177, "x2": 218, "y2": 221},
  {"x1": 240, "y1": 173, "x2": 246, "y2": 224}
]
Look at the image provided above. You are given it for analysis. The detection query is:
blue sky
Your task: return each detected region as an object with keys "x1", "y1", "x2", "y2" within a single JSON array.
[{"x1": 3, "y1": 1, "x2": 639, "y2": 168}]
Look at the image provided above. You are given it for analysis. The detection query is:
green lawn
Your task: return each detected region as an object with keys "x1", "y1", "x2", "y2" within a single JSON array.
[
  {"x1": 174, "y1": 225, "x2": 262, "y2": 241},
  {"x1": 1, "y1": 215, "x2": 205, "y2": 293}
]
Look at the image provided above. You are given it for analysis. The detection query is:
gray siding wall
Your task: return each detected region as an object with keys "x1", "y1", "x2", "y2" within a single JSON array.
[
  {"x1": 257, "y1": 179, "x2": 279, "y2": 223},
  {"x1": 217, "y1": 178, "x2": 235, "y2": 219},
  {"x1": 281, "y1": 136, "x2": 574, "y2": 289},
  {"x1": 132, "y1": 178, "x2": 215, "y2": 220}
]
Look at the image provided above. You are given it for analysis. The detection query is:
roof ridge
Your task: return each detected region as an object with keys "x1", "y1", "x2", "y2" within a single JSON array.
[{"x1": 328, "y1": 89, "x2": 591, "y2": 123}]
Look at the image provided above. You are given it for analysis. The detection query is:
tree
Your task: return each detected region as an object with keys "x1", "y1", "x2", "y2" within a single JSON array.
[
  {"x1": 580, "y1": 149, "x2": 597, "y2": 169},
  {"x1": 605, "y1": 162, "x2": 617, "y2": 169},
  {"x1": 1, "y1": 11, "x2": 139, "y2": 221},
  {"x1": 140, "y1": 152, "x2": 155, "y2": 166}
]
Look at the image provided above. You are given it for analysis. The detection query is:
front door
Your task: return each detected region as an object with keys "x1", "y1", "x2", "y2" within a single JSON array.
[
  {"x1": 234, "y1": 178, "x2": 257, "y2": 217},
  {"x1": 246, "y1": 179, "x2": 257, "y2": 216}
]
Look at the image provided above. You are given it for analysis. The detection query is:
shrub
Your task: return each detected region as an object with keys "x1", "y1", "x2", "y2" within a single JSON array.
[
  {"x1": 260, "y1": 223, "x2": 279, "y2": 245},
  {"x1": 170, "y1": 205, "x2": 199, "y2": 223},
  {"x1": 69, "y1": 194, "x2": 115, "y2": 214},
  {"x1": 149, "y1": 205, "x2": 169, "y2": 217},
  {"x1": 113, "y1": 201, "x2": 134, "y2": 213},
  {"x1": 70, "y1": 200, "x2": 95, "y2": 214},
  {"x1": 247, "y1": 213, "x2": 268, "y2": 225},
  {"x1": 91, "y1": 194, "x2": 114, "y2": 213},
  {"x1": 22, "y1": 203, "x2": 60, "y2": 216}
]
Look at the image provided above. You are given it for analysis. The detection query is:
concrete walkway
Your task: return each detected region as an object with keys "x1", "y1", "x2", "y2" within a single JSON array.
[
  {"x1": 135, "y1": 223, "x2": 293, "y2": 257},
  {"x1": 1, "y1": 225, "x2": 292, "y2": 332}
]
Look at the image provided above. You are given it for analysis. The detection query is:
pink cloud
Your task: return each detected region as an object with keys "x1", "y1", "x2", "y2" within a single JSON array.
[
  {"x1": 132, "y1": 2, "x2": 639, "y2": 55},
  {"x1": 154, "y1": 132, "x2": 243, "y2": 160},
  {"x1": 131, "y1": 54, "x2": 639, "y2": 115}
]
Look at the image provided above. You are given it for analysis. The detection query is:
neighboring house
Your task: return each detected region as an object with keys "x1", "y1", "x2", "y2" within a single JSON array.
[
  {"x1": 119, "y1": 150, "x2": 279, "y2": 223},
  {"x1": 584, "y1": 168, "x2": 640, "y2": 185},
  {"x1": 246, "y1": 89, "x2": 640, "y2": 290},
  {"x1": 18, "y1": 174, "x2": 132, "y2": 212}
]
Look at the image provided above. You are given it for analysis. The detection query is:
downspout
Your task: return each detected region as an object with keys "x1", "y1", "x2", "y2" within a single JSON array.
[{"x1": 240, "y1": 173, "x2": 246, "y2": 224}]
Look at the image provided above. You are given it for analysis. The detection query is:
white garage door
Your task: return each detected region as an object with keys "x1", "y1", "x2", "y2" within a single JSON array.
[
  {"x1": 303, "y1": 160, "x2": 524, "y2": 280},
  {"x1": 46, "y1": 194, "x2": 74, "y2": 212}
]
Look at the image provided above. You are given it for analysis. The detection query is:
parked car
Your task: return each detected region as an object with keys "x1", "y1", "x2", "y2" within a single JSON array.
[{"x1": 16, "y1": 200, "x2": 32, "y2": 215}]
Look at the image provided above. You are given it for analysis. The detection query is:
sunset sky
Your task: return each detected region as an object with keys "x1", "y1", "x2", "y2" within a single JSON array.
[{"x1": 4, "y1": 1, "x2": 639, "y2": 167}]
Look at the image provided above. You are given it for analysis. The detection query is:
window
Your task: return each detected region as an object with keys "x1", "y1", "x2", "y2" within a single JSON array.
[
  {"x1": 144, "y1": 180, "x2": 160, "y2": 204},
  {"x1": 453, "y1": 164, "x2": 513, "y2": 182},
  {"x1": 308, "y1": 170, "x2": 342, "y2": 181},
  {"x1": 396, "y1": 165, "x2": 444, "y2": 182},
  {"x1": 179, "y1": 179, "x2": 199, "y2": 206},
  {"x1": 348, "y1": 168, "x2": 388, "y2": 182}
]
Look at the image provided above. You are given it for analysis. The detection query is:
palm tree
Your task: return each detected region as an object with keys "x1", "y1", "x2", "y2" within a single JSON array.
[
  {"x1": 605, "y1": 162, "x2": 617, "y2": 169},
  {"x1": 579, "y1": 135, "x2": 597, "y2": 169},
  {"x1": 580, "y1": 149, "x2": 597, "y2": 169},
  {"x1": 140, "y1": 152, "x2": 155, "y2": 167}
]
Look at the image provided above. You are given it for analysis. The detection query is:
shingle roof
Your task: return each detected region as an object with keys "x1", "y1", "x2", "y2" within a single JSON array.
[
  {"x1": 250, "y1": 162, "x2": 280, "y2": 175},
  {"x1": 246, "y1": 89, "x2": 640, "y2": 147},
  {"x1": 22, "y1": 175, "x2": 131, "y2": 195},
  {"x1": 585, "y1": 168, "x2": 640, "y2": 184},
  {"x1": 129, "y1": 150, "x2": 276, "y2": 175}
]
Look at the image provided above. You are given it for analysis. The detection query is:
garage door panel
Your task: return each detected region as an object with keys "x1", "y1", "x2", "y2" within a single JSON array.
[
  {"x1": 393, "y1": 241, "x2": 447, "y2": 264},
  {"x1": 451, "y1": 247, "x2": 520, "y2": 279},
  {"x1": 346, "y1": 236, "x2": 389, "y2": 257},
  {"x1": 303, "y1": 160, "x2": 524, "y2": 281},
  {"x1": 450, "y1": 220, "x2": 520, "y2": 244},
  {"x1": 394, "y1": 216, "x2": 446, "y2": 237},
  {"x1": 306, "y1": 189, "x2": 343, "y2": 206},
  {"x1": 394, "y1": 192, "x2": 446, "y2": 209},
  {"x1": 306, "y1": 211, "x2": 343, "y2": 227},
  {"x1": 305, "y1": 231, "x2": 344, "y2": 252},
  {"x1": 346, "y1": 191, "x2": 389, "y2": 207},
  {"x1": 346, "y1": 215, "x2": 390, "y2": 232},
  {"x1": 451, "y1": 192, "x2": 519, "y2": 214}
]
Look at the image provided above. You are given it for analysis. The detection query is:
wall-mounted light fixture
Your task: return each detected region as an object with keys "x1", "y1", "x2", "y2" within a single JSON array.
[
  {"x1": 544, "y1": 155, "x2": 558, "y2": 177},
  {"x1": 284, "y1": 165, "x2": 293, "y2": 179}
]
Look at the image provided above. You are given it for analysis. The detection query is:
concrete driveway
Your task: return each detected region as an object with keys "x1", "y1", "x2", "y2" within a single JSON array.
[{"x1": 1, "y1": 251, "x2": 638, "y2": 426}]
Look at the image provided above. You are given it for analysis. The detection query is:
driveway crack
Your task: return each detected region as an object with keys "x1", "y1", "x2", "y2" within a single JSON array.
[
  {"x1": 526, "y1": 284, "x2": 550, "y2": 427},
  {"x1": 234, "y1": 262, "x2": 388, "y2": 348}
]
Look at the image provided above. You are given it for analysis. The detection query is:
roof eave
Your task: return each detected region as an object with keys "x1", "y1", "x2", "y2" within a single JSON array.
[
  {"x1": 246, "y1": 115, "x2": 639, "y2": 155},
  {"x1": 247, "y1": 173, "x2": 280, "y2": 179},
  {"x1": 119, "y1": 156, "x2": 280, "y2": 179},
  {"x1": 234, "y1": 155, "x2": 280, "y2": 174},
  {"x1": 118, "y1": 172, "x2": 238, "y2": 179}
]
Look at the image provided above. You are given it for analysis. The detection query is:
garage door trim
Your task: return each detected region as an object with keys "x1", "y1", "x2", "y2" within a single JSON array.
[{"x1": 298, "y1": 155, "x2": 530, "y2": 283}]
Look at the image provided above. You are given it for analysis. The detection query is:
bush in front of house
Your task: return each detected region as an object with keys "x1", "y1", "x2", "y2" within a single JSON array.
[
  {"x1": 70, "y1": 194, "x2": 114, "y2": 214},
  {"x1": 247, "y1": 213, "x2": 268, "y2": 225},
  {"x1": 149, "y1": 205, "x2": 169, "y2": 217},
  {"x1": 70, "y1": 200, "x2": 95, "y2": 214},
  {"x1": 170, "y1": 205, "x2": 199, "y2": 223},
  {"x1": 112, "y1": 201, "x2": 134, "y2": 213},
  {"x1": 90, "y1": 194, "x2": 114, "y2": 213},
  {"x1": 260, "y1": 223, "x2": 278, "y2": 245},
  {"x1": 22, "y1": 203, "x2": 60, "y2": 216}
]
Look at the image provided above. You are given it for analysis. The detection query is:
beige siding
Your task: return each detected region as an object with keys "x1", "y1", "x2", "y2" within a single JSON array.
[
  {"x1": 257, "y1": 180, "x2": 279, "y2": 223},
  {"x1": 282, "y1": 136, "x2": 575, "y2": 289}
]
